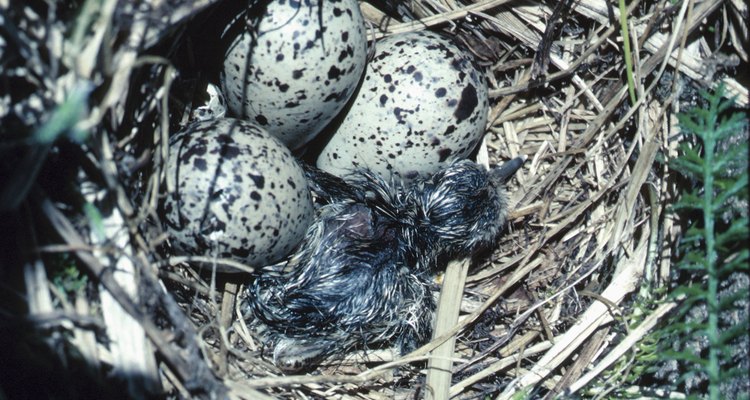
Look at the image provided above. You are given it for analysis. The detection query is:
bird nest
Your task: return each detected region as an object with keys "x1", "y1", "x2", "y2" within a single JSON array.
[{"x1": 1, "y1": 0, "x2": 747, "y2": 399}]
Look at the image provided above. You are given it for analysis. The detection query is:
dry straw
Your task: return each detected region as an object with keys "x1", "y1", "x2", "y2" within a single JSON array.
[{"x1": 3, "y1": 0, "x2": 747, "y2": 398}]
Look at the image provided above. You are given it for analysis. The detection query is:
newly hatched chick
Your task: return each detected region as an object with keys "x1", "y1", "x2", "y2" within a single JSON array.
[
  {"x1": 410, "y1": 157, "x2": 525, "y2": 264},
  {"x1": 244, "y1": 158, "x2": 524, "y2": 372}
]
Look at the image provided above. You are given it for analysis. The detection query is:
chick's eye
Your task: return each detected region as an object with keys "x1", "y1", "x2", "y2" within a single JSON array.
[{"x1": 281, "y1": 358, "x2": 303, "y2": 371}]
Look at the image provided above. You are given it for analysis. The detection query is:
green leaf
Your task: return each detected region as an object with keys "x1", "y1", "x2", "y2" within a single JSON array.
[
  {"x1": 671, "y1": 286, "x2": 707, "y2": 302},
  {"x1": 677, "y1": 141, "x2": 704, "y2": 161},
  {"x1": 678, "y1": 113, "x2": 703, "y2": 136},
  {"x1": 679, "y1": 265, "x2": 706, "y2": 276},
  {"x1": 715, "y1": 114, "x2": 748, "y2": 139},
  {"x1": 672, "y1": 196, "x2": 705, "y2": 210},
  {"x1": 717, "y1": 249, "x2": 749, "y2": 272},
  {"x1": 662, "y1": 350, "x2": 709, "y2": 366},
  {"x1": 715, "y1": 96, "x2": 739, "y2": 117},
  {"x1": 711, "y1": 144, "x2": 748, "y2": 174},
  {"x1": 723, "y1": 367, "x2": 750, "y2": 381},
  {"x1": 662, "y1": 320, "x2": 707, "y2": 336},
  {"x1": 682, "y1": 227, "x2": 707, "y2": 244},
  {"x1": 715, "y1": 220, "x2": 749, "y2": 247},
  {"x1": 84, "y1": 202, "x2": 105, "y2": 242},
  {"x1": 32, "y1": 83, "x2": 92, "y2": 144},
  {"x1": 679, "y1": 253, "x2": 708, "y2": 270},
  {"x1": 651, "y1": 84, "x2": 748, "y2": 395},
  {"x1": 717, "y1": 289, "x2": 749, "y2": 311},
  {"x1": 714, "y1": 175, "x2": 748, "y2": 209},
  {"x1": 718, "y1": 320, "x2": 749, "y2": 345},
  {"x1": 672, "y1": 144, "x2": 704, "y2": 174}
]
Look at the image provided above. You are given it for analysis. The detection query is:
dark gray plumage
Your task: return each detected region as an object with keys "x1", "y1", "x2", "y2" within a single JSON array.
[{"x1": 243, "y1": 158, "x2": 524, "y2": 372}]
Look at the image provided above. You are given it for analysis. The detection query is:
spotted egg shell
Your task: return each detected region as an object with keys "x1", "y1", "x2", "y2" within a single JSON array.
[
  {"x1": 162, "y1": 118, "x2": 314, "y2": 271},
  {"x1": 316, "y1": 30, "x2": 489, "y2": 183},
  {"x1": 222, "y1": 0, "x2": 367, "y2": 150}
]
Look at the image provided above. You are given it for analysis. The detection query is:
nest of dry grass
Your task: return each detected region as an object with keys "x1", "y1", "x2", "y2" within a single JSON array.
[{"x1": 0, "y1": 0, "x2": 747, "y2": 399}]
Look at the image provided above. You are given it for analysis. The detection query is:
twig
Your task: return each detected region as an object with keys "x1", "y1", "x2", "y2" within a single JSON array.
[
  {"x1": 496, "y1": 237, "x2": 648, "y2": 399},
  {"x1": 450, "y1": 340, "x2": 553, "y2": 396},
  {"x1": 426, "y1": 258, "x2": 470, "y2": 400},
  {"x1": 373, "y1": 0, "x2": 515, "y2": 38},
  {"x1": 37, "y1": 191, "x2": 228, "y2": 397},
  {"x1": 566, "y1": 301, "x2": 678, "y2": 394}
]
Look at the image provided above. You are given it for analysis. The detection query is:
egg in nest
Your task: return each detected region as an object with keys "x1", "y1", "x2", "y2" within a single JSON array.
[
  {"x1": 222, "y1": 0, "x2": 367, "y2": 150},
  {"x1": 162, "y1": 118, "x2": 314, "y2": 271},
  {"x1": 316, "y1": 30, "x2": 489, "y2": 183}
]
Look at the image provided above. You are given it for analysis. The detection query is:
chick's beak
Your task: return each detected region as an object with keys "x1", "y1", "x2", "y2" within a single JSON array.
[{"x1": 491, "y1": 156, "x2": 526, "y2": 183}]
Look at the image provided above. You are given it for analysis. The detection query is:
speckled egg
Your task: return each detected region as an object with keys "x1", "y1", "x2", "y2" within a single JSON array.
[
  {"x1": 222, "y1": 0, "x2": 367, "y2": 150},
  {"x1": 162, "y1": 118, "x2": 314, "y2": 271},
  {"x1": 316, "y1": 30, "x2": 489, "y2": 183},
  {"x1": 190, "y1": 83, "x2": 226, "y2": 122}
]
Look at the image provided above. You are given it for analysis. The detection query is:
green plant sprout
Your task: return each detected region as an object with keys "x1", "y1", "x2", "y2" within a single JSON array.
[
  {"x1": 32, "y1": 83, "x2": 91, "y2": 145},
  {"x1": 665, "y1": 84, "x2": 748, "y2": 399},
  {"x1": 581, "y1": 85, "x2": 748, "y2": 399},
  {"x1": 618, "y1": 0, "x2": 637, "y2": 106}
]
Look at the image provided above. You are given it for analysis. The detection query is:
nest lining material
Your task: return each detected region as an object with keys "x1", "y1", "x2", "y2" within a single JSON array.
[{"x1": 4, "y1": 0, "x2": 748, "y2": 399}]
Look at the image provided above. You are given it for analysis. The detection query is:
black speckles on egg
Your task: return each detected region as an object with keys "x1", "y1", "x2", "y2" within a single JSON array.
[
  {"x1": 276, "y1": 82, "x2": 290, "y2": 93},
  {"x1": 219, "y1": 144, "x2": 240, "y2": 159},
  {"x1": 374, "y1": 51, "x2": 391, "y2": 62},
  {"x1": 249, "y1": 173, "x2": 264, "y2": 188},
  {"x1": 337, "y1": 50, "x2": 349, "y2": 62},
  {"x1": 179, "y1": 148, "x2": 205, "y2": 169},
  {"x1": 454, "y1": 84, "x2": 478, "y2": 123},
  {"x1": 327, "y1": 65, "x2": 342, "y2": 80},
  {"x1": 317, "y1": 30, "x2": 489, "y2": 184},
  {"x1": 437, "y1": 148, "x2": 453, "y2": 162},
  {"x1": 162, "y1": 118, "x2": 314, "y2": 272},
  {"x1": 221, "y1": 0, "x2": 366, "y2": 150},
  {"x1": 193, "y1": 158, "x2": 208, "y2": 171}
]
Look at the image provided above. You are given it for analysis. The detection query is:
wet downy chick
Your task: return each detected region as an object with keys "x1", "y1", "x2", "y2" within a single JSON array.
[
  {"x1": 247, "y1": 180, "x2": 433, "y2": 372},
  {"x1": 412, "y1": 157, "x2": 526, "y2": 262},
  {"x1": 244, "y1": 158, "x2": 524, "y2": 372}
]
